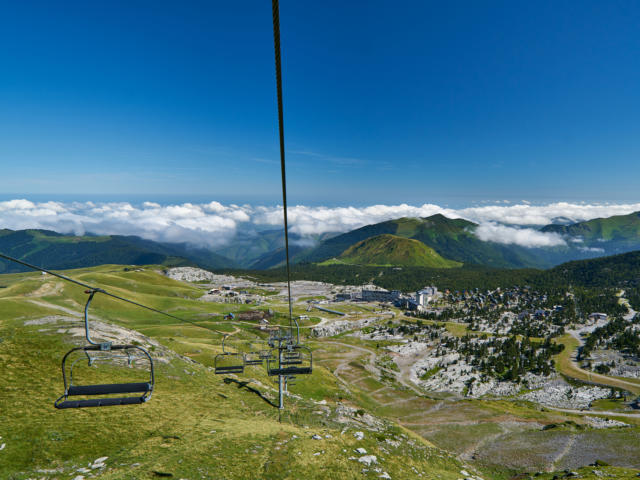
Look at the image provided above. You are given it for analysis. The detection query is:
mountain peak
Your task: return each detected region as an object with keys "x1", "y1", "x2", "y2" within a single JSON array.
[{"x1": 336, "y1": 234, "x2": 462, "y2": 268}]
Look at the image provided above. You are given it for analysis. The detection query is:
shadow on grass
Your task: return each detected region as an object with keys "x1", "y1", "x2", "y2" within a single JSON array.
[{"x1": 224, "y1": 377, "x2": 278, "y2": 408}]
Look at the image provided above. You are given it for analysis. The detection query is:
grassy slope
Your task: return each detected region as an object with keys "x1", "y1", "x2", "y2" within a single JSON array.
[
  {"x1": 0, "y1": 266, "x2": 467, "y2": 480},
  {"x1": 2, "y1": 265, "x2": 639, "y2": 479},
  {"x1": 331, "y1": 234, "x2": 462, "y2": 268}
]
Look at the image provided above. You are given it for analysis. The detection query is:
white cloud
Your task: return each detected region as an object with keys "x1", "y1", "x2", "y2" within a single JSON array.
[
  {"x1": 578, "y1": 246, "x2": 606, "y2": 253},
  {"x1": 456, "y1": 202, "x2": 640, "y2": 226},
  {"x1": 0, "y1": 199, "x2": 251, "y2": 248},
  {"x1": 474, "y1": 223, "x2": 567, "y2": 248},
  {"x1": 253, "y1": 204, "x2": 456, "y2": 236},
  {"x1": 0, "y1": 199, "x2": 638, "y2": 250}
]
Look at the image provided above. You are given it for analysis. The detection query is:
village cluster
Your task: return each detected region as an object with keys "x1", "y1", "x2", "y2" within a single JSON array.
[
  {"x1": 328, "y1": 282, "x2": 639, "y2": 409},
  {"x1": 166, "y1": 268, "x2": 639, "y2": 410}
]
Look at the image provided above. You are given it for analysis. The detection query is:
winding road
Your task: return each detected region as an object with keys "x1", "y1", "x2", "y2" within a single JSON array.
[{"x1": 559, "y1": 290, "x2": 640, "y2": 395}]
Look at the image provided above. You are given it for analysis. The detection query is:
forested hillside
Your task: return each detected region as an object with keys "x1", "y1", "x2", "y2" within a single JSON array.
[{"x1": 227, "y1": 249, "x2": 640, "y2": 293}]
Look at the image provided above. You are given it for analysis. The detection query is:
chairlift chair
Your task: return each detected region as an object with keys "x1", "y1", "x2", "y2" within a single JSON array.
[
  {"x1": 267, "y1": 344, "x2": 312, "y2": 376},
  {"x1": 266, "y1": 318, "x2": 312, "y2": 376},
  {"x1": 55, "y1": 345, "x2": 154, "y2": 409},
  {"x1": 243, "y1": 342, "x2": 265, "y2": 367},
  {"x1": 214, "y1": 335, "x2": 244, "y2": 375},
  {"x1": 282, "y1": 350, "x2": 302, "y2": 363},
  {"x1": 55, "y1": 290, "x2": 154, "y2": 409},
  {"x1": 283, "y1": 350, "x2": 301, "y2": 358},
  {"x1": 259, "y1": 344, "x2": 274, "y2": 361}
]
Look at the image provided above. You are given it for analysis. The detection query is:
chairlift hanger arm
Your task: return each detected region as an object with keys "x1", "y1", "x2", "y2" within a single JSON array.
[{"x1": 83, "y1": 289, "x2": 107, "y2": 347}]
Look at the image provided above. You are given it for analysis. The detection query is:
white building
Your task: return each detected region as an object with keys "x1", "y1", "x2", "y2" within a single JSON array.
[{"x1": 415, "y1": 286, "x2": 438, "y2": 307}]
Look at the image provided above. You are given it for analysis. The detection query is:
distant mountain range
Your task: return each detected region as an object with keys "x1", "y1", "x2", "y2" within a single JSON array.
[
  {"x1": 213, "y1": 229, "x2": 334, "y2": 269},
  {"x1": 0, "y1": 229, "x2": 234, "y2": 273},
  {"x1": 542, "y1": 211, "x2": 640, "y2": 254},
  {"x1": 294, "y1": 215, "x2": 544, "y2": 268},
  {"x1": 2, "y1": 210, "x2": 640, "y2": 272},
  {"x1": 294, "y1": 212, "x2": 640, "y2": 269}
]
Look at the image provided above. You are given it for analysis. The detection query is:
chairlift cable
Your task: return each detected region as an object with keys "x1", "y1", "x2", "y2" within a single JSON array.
[
  {"x1": 271, "y1": 0, "x2": 294, "y2": 333},
  {"x1": 2, "y1": 1, "x2": 297, "y2": 344},
  {"x1": 3, "y1": 2, "x2": 302, "y2": 409},
  {"x1": 0, "y1": 252, "x2": 228, "y2": 336},
  {"x1": 0, "y1": 252, "x2": 313, "y2": 335}
]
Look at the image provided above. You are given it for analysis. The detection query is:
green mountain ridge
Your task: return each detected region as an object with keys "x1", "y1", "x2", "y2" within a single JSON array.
[
  {"x1": 543, "y1": 211, "x2": 640, "y2": 245},
  {"x1": 331, "y1": 233, "x2": 462, "y2": 268},
  {"x1": 297, "y1": 212, "x2": 640, "y2": 270},
  {"x1": 543, "y1": 249, "x2": 640, "y2": 288},
  {"x1": 226, "y1": 248, "x2": 640, "y2": 295},
  {"x1": 297, "y1": 215, "x2": 546, "y2": 269},
  {"x1": 4, "y1": 209, "x2": 640, "y2": 275},
  {"x1": 248, "y1": 244, "x2": 308, "y2": 269},
  {"x1": 0, "y1": 229, "x2": 236, "y2": 273}
]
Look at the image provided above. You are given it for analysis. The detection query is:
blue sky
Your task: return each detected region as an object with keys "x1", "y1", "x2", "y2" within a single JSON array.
[{"x1": 1, "y1": 1, "x2": 639, "y2": 205}]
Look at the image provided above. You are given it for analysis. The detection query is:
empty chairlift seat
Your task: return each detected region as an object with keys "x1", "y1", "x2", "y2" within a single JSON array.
[
  {"x1": 246, "y1": 340, "x2": 276, "y2": 367},
  {"x1": 214, "y1": 335, "x2": 245, "y2": 374},
  {"x1": 267, "y1": 345, "x2": 312, "y2": 376},
  {"x1": 215, "y1": 353, "x2": 245, "y2": 374},
  {"x1": 55, "y1": 344, "x2": 154, "y2": 409},
  {"x1": 259, "y1": 346, "x2": 274, "y2": 361},
  {"x1": 241, "y1": 341, "x2": 265, "y2": 367},
  {"x1": 281, "y1": 351, "x2": 302, "y2": 365},
  {"x1": 243, "y1": 352, "x2": 264, "y2": 367}
]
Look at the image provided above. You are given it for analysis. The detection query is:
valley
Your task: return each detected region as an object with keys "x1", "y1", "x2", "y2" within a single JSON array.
[{"x1": 2, "y1": 263, "x2": 640, "y2": 479}]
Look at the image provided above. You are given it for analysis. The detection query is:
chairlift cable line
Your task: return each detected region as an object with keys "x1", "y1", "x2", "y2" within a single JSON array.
[
  {"x1": 0, "y1": 252, "x2": 229, "y2": 336},
  {"x1": 271, "y1": 0, "x2": 294, "y2": 333},
  {"x1": 272, "y1": 0, "x2": 315, "y2": 414},
  {"x1": 2, "y1": 3, "x2": 302, "y2": 410},
  {"x1": 1, "y1": 1, "x2": 297, "y2": 344},
  {"x1": 0, "y1": 251, "x2": 317, "y2": 335}
]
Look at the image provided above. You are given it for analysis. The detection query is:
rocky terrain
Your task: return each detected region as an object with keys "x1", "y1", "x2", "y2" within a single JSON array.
[
  {"x1": 520, "y1": 382, "x2": 612, "y2": 409},
  {"x1": 312, "y1": 317, "x2": 380, "y2": 337}
]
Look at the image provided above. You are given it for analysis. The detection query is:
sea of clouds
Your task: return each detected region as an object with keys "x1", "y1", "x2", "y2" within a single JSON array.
[{"x1": 1, "y1": 199, "x2": 639, "y2": 250}]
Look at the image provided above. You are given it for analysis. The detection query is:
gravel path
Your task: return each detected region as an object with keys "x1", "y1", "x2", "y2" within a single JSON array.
[
  {"x1": 549, "y1": 434, "x2": 577, "y2": 471},
  {"x1": 27, "y1": 299, "x2": 81, "y2": 317},
  {"x1": 322, "y1": 341, "x2": 425, "y2": 396},
  {"x1": 459, "y1": 423, "x2": 508, "y2": 462},
  {"x1": 544, "y1": 406, "x2": 640, "y2": 418}
]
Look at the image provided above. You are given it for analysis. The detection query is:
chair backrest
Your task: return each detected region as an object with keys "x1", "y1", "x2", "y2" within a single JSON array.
[
  {"x1": 214, "y1": 352, "x2": 245, "y2": 375},
  {"x1": 267, "y1": 345, "x2": 312, "y2": 377}
]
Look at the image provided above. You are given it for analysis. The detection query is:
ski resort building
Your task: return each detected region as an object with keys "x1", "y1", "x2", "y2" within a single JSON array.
[
  {"x1": 362, "y1": 288, "x2": 401, "y2": 302},
  {"x1": 416, "y1": 286, "x2": 438, "y2": 307}
]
